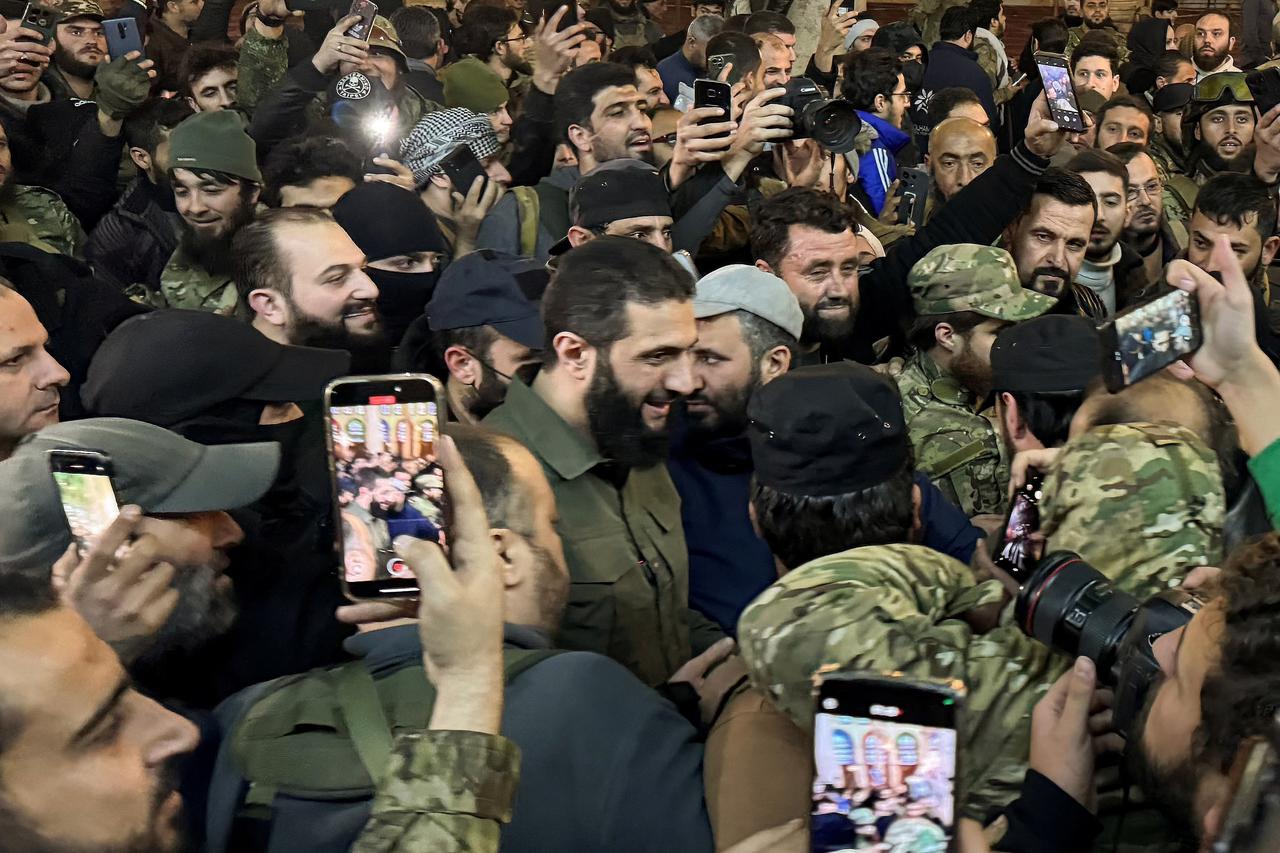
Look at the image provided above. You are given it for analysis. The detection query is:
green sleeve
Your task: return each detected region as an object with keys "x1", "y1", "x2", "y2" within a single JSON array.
[
  {"x1": 237, "y1": 28, "x2": 290, "y2": 113},
  {"x1": 1248, "y1": 437, "x2": 1280, "y2": 530},
  {"x1": 352, "y1": 730, "x2": 520, "y2": 853}
]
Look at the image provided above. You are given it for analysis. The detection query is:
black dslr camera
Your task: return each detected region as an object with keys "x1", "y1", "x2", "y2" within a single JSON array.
[
  {"x1": 1015, "y1": 552, "x2": 1203, "y2": 739},
  {"x1": 778, "y1": 77, "x2": 862, "y2": 154}
]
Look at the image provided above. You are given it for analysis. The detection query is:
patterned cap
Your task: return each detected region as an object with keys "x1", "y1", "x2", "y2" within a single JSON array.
[
  {"x1": 1040, "y1": 421, "x2": 1225, "y2": 599},
  {"x1": 368, "y1": 15, "x2": 406, "y2": 62},
  {"x1": 56, "y1": 0, "x2": 105, "y2": 21},
  {"x1": 399, "y1": 108, "x2": 501, "y2": 187},
  {"x1": 908, "y1": 243, "x2": 1057, "y2": 320}
]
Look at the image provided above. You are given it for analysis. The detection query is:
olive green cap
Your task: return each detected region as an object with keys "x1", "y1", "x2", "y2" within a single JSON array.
[{"x1": 168, "y1": 110, "x2": 262, "y2": 184}]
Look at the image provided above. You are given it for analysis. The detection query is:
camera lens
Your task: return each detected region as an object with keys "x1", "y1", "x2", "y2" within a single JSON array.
[
  {"x1": 803, "y1": 98, "x2": 862, "y2": 154},
  {"x1": 1015, "y1": 552, "x2": 1140, "y2": 683}
]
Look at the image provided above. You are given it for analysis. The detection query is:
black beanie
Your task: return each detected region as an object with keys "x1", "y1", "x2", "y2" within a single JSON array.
[{"x1": 331, "y1": 181, "x2": 447, "y2": 261}]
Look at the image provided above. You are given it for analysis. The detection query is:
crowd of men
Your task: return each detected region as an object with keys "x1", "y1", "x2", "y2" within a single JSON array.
[{"x1": 2, "y1": 0, "x2": 1280, "y2": 849}]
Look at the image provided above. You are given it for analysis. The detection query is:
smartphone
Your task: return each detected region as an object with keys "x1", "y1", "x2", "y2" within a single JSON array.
[
  {"x1": 19, "y1": 1, "x2": 55, "y2": 44},
  {"x1": 102, "y1": 17, "x2": 143, "y2": 61},
  {"x1": 992, "y1": 469, "x2": 1045, "y2": 583},
  {"x1": 325, "y1": 374, "x2": 448, "y2": 600},
  {"x1": 49, "y1": 450, "x2": 120, "y2": 556},
  {"x1": 439, "y1": 143, "x2": 488, "y2": 197},
  {"x1": 1034, "y1": 52, "x2": 1086, "y2": 133},
  {"x1": 707, "y1": 52, "x2": 740, "y2": 85},
  {"x1": 693, "y1": 78, "x2": 732, "y2": 138},
  {"x1": 812, "y1": 670, "x2": 962, "y2": 853},
  {"x1": 1010, "y1": 71, "x2": 1028, "y2": 87},
  {"x1": 1247, "y1": 68, "x2": 1280, "y2": 116},
  {"x1": 896, "y1": 166, "x2": 930, "y2": 228},
  {"x1": 1101, "y1": 287, "x2": 1202, "y2": 392},
  {"x1": 344, "y1": 0, "x2": 378, "y2": 41}
]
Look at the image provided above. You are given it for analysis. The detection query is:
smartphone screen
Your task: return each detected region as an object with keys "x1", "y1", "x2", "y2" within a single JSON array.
[
  {"x1": 345, "y1": 0, "x2": 378, "y2": 41},
  {"x1": 1035, "y1": 53, "x2": 1085, "y2": 133},
  {"x1": 813, "y1": 674, "x2": 960, "y2": 852},
  {"x1": 325, "y1": 375, "x2": 448, "y2": 599},
  {"x1": 694, "y1": 78, "x2": 732, "y2": 138},
  {"x1": 49, "y1": 450, "x2": 120, "y2": 555},
  {"x1": 992, "y1": 470, "x2": 1045, "y2": 583},
  {"x1": 1104, "y1": 288, "x2": 1202, "y2": 391}
]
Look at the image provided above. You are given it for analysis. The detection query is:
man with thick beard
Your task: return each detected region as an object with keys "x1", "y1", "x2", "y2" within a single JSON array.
[
  {"x1": 162, "y1": 110, "x2": 261, "y2": 316},
  {"x1": 234, "y1": 207, "x2": 387, "y2": 368},
  {"x1": 484, "y1": 236, "x2": 727, "y2": 687},
  {"x1": 896, "y1": 244, "x2": 1056, "y2": 516},
  {"x1": 46, "y1": 0, "x2": 107, "y2": 101},
  {"x1": 1191, "y1": 11, "x2": 1238, "y2": 80},
  {"x1": 1183, "y1": 73, "x2": 1258, "y2": 184}
]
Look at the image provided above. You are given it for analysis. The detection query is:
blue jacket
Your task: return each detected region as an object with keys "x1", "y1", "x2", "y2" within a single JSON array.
[
  {"x1": 657, "y1": 49, "x2": 698, "y2": 105},
  {"x1": 913, "y1": 41, "x2": 998, "y2": 137},
  {"x1": 855, "y1": 111, "x2": 912, "y2": 216}
]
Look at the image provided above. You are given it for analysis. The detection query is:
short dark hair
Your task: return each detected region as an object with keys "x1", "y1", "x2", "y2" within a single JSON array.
[
  {"x1": 555, "y1": 62, "x2": 638, "y2": 149},
  {"x1": 1095, "y1": 94, "x2": 1154, "y2": 139},
  {"x1": 1152, "y1": 0, "x2": 1177, "y2": 12},
  {"x1": 841, "y1": 47, "x2": 901, "y2": 111},
  {"x1": 1154, "y1": 49, "x2": 1190, "y2": 83},
  {"x1": 447, "y1": 424, "x2": 531, "y2": 537},
  {"x1": 723, "y1": 12, "x2": 750, "y2": 31},
  {"x1": 1029, "y1": 167, "x2": 1099, "y2": 217},
  {"x1": 232, "y1": 207, "x2": 334, "y2": 301},
  {"x1": 609, "y1": 45, "x2": 659, "y2": 70},
  {"x1": 124, "y1": 97, "x2": 194, "y2": 155},
  {"x1": 926, "y1": 86, "x2": 984, "y2": 129},
  {"x1": 705, "y1": 31, "x2": 761, "y2": 80},
  {"x1": 1070, "y1": 33, "x2": 1120, "y2": 74},
  {"x1": 751, "y1": 187, "x2": 858, "y2": 272},
  {"x1": 390, "y1": 6, "x2": 442, "y2": 60},
  {"x1": 1196, "y1": 10, "x2": 1233, "y2": 34},
  {"x1": 1107, "y1": 141, "x2": 1151, "y2": 165},
  {"x1": 542, "y1": 236, "x2": 694, "y2": 359},
  {"x1": 1195, "y1": 173, "x2": 1279, "y2": 242},
  {"x1": 939, "y1": 5, "x2": 976, "y2": 41},
  {"x1": 968, "y1": 0, "x2": 1002, "y2": 30},
  {"x1": 751, "y1": 456, "x2": 916, "y2": 569},
  {"x1": 426, "y1": 323, "x2": 499, "y2": 378},
  {"x1": 260, "y1": 135, "x2": 363, "y2": 208},
  {"x1": 1031, "y1": 17, "x2": 1068, "y2": 53},
  {"x1": 455, "y1": 5, "x2": 516, "y2": 62},
  {"x1": 905, "y1": 310, "x2": 991, "y2": 353},
  {"x1": 1066, "y1": 147, "x2": 1129, "y2": 188},
  {"x1": 180, "y1": 43, "x2": 238, "y2": 99},
  {"x1": 736, "y1": 310, "x2": 796, "y2": 361},
  {"x1": 1001, "y1": 390, "x2": 1085, "y2": 448},
  {"x1": 742, "y1": 10, "x2": 794, "y2": 36}
]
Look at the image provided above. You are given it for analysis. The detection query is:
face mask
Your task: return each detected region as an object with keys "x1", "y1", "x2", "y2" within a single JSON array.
[{"x1": 364, "y1": 266, "x2": 443, "y2": 346}]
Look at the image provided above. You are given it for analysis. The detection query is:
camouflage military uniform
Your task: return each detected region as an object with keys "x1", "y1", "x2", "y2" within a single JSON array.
[
  {"x1": 898, "y1": 244, "x2": 1057, "y2": 516},
  {"x1": 1040, "y1": 421, "x2": 1226, "y2": 592},
  {"x1": 0, "y1": 185, "x2": 86, "y2": 257},
  {"x1": 158, "y1": 244, "x2": 245, "y2": 317},
  {"x1": 352, "y1": 730, "x2": 519, "y2": 853},
  {"x1": 1064, "y1": 24, "x2": 1130, "y2": 65}
]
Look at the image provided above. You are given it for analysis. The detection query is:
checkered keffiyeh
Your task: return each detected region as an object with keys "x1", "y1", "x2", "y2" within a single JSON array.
[{"x1": 399, "y1": 108, "x2": 502, "y2": 187}]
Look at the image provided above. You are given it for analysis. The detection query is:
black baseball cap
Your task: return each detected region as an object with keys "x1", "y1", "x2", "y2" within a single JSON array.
[
  {"x1": 425, "y1": 249, "x2": 548, "y2": 348},
  {"x1": 81, "y1": 310, "x2": 351, "y2": 425},
  {"x1": 1152, "y1": 81, "x2": 1193, "y2": 114},
  {"x1": 990, "y1": 315, "x2": 1102, "y2": 394},
  {"x1": 748, "y1": 362, "x2": 910, "y2": 497},
  {"x1": 549, "y1": 162, "x2": 672, "y2": 256}
]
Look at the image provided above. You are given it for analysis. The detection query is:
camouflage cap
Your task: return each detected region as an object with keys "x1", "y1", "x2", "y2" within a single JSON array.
[
  {"x1": 1040, "y1": 421, "x2": 1225, "y2": 598},
  {"x1": 56, "y1": 0, "x2": 105, "y2": 21},
  {"x1": 907, "y1": 243, "x2": 1058, "y2": 320},
  {"x1": 368, "y1": 16, "x2": 407, "y2": 62}
]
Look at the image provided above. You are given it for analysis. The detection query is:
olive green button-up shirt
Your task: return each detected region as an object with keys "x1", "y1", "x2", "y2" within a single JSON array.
[{"x1": 484, "y1": 377, "x2": 723, "y2": 686}]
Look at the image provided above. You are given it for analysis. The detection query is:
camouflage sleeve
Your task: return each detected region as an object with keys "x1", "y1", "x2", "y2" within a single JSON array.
[
  {"x1": 48, "y1": 196, "x2": 86, "y2": 259},
  {"x1": 237, "y1": 29, "x2": 290, "y2": 113},
  {"x1": 352, "y1": 730, "x2": 521, "y2": 853},
  {"x1": 973, "y1": 39, "x2": 1000, "y2": 89}
]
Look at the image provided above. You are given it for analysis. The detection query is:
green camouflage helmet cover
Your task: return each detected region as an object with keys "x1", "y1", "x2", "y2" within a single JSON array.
[
  {"x1": 738, "y1": 543, "x2": 1063, "y2": 819},
  {"x1": 907, "y1": 243, "x2": 1058, "y2": 320},
  {"x1": 1040, "y1": 421, "x2": 1226, "y2": 597}
]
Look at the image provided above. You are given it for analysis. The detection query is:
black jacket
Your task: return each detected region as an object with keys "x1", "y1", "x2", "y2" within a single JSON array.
[
  {"x1": 26, "y1": 98, "x2": 125, "y2": 231},
  {"x1": 994, "y1": 770, "x2": 1102, "y2": 852},
  {"x1": 916, "y1": 42, "x2": 998, "y2": 135},
  {"x1": 84, "y1": 175, "x2": 181, "y2": 297}
]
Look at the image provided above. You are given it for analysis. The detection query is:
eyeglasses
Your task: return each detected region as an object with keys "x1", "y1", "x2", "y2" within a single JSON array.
[
  {"x1": 890, "y1": 90, "x2": 911, "y2": 99},
  {"x1": 499, "y1": 32, "x2": 529, "y2": 44},
  {"x1": 1126, "y1": 180, "x2": 1162, "y2": 202}
]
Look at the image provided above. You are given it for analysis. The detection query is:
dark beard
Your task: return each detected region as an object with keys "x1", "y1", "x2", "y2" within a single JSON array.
[
  {"x1": 178, "y1": 201, "x2": 252, "y2": 277},
  {"x1": 1086, "y1": 232, "x2": 1120, "y2": 261},
  {"x1": 54, "y1": 44, "x2": 100, "y2": 81},
  {"x1": 683, "y1": 364, "x2": 758, "y2": 443},
  {"x1": 1025, "y1": 266, "x2": 1073, "y2": 299},
  {"x1": 1125, "y1": 690, "x2": 1204, "y2": 845},
  {"x1": 1195, "y1": 141, "x2": 1256, "y2": 175},
  {"x1": 586, "y1": 353, "x2": 676, "y2": 470},
  {"x1": 527, "y1": 540, "x2": 568, "y2": 638},
  {"x1": 800, "y1": 298, "x2": 856, "y2": 348},
  {"x1": 467, "y1": 361, "x2": 510, "y2": 421},
  {"x1": 949, "y1": 344, "x2": 993, "y2": 401},
  {"x1": 1194, "y1": 45, "x2": 1229, "y2": 72},
  {"x1": 283, "y1": 292, "x2": 389, "y2": 369}
]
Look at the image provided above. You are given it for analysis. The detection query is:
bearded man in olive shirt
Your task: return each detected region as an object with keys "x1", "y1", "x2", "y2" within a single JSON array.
[{"x1": 485, "y1": 237, "x2": 726, "y2": 687}]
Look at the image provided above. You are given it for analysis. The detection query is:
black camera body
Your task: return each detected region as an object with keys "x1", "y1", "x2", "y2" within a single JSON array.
[
  {"x1": 1016, "y1": 552, "x2": 1203, "y2": 739},
  {"x1": 777, "y1": 77, "x2": 862, "y2": 154}
]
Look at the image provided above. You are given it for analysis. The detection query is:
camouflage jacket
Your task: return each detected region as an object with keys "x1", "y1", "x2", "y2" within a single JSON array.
[
  {"x1": 1040, "y1": 421, "x2": 1226, "y2": 596},
  {"x1": 895, "y1": 350, "x2": 1009, "y2": 516},
  {"x1": 352, "y1": 730, "x2": 520, "y2": 853},
  {"x1": 158, "y1": 244, "x2": 245, "y2": 317},
  {"x1": 1064, "y1": 24, "x2": 1130, "y2": 65},
  {"x1": 737, "y1": 543, "x2": 1061, "y2": 820},
  {"x1": 0, "y1": 184, "x2": 86, "y2": 258}
]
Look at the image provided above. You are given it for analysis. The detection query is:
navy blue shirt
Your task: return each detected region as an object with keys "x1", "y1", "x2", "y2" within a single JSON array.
[{"x1": 657, "y1": 49, "x2": 698, "y2": 105}]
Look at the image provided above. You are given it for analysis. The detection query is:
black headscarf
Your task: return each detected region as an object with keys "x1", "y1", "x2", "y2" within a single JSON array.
[{"x1": 1121, "y1": 17, "x2": 1171, "y2": 95}]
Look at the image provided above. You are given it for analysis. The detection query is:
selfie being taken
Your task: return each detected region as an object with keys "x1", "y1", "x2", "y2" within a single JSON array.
[{"x1": 3, "y1": 0, "x2": 1280, "y2": 850}]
